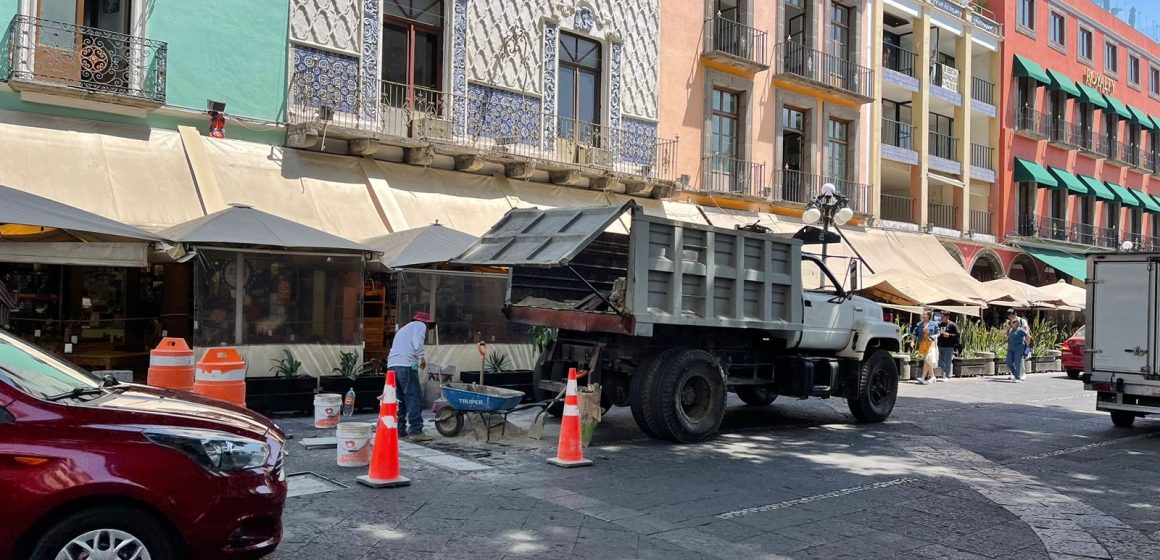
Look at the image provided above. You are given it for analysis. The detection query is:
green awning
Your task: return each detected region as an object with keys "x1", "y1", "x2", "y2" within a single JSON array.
[
  {"x1": 1013, "y1": 55, "x2": 1052, "y2": 85},
  {"x1": 1152, "y1": 115, "x2": 1160, "y2": 130},
  {"x1": 1078, "y1": 175, "x2": 1116, "y2": 201},
  {"x1": 1045, "y1": 69, "x2": 1082, "y2": 98},
  {"x1": 1130, "y1": 189, "x2": 1160, "y2": 213},
  {"x1": 1076, "y1": 83, "x2": 1108, "y2": 109},
  {"x1": 1014, "y1": 158, "x2": 1059, "y2": 188},
  {"x1": 1020, "y1": 246, "x2": 1088, "y2": 281},
  {"x1": 1128, "y1": 105, "x2": 1156, "y2": 129},
  {"x1": 1047, "y1": 167, "x2": 1089, "y2": 195},
  {"x1": 1106, "y1": 181, "x2": 1141, "y2": 207},
  {"x1": 1103, "y1": 94, "x2": 1132, "y2": 119}
]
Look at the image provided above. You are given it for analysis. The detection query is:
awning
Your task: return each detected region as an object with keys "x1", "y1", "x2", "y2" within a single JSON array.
[
  {"x1": 1105, "y1": 181, "x2": 1142, "y2": 208},
  {"x1": 1047, "y1": 167, "x2": 1088, "y2": 195},
  {"x1": 1046, "y1": 69, "x2": 1082, "y2": 97},
  {"x1": 880, "y1": 303, "x2": 980, "y2": 318},
  {"x1": 159, "y1": 204, "x2": 372, "y2": 252},
  {"x1": 1075, "y1": 83, "x2": 1108, "y2": 109},
  {"x1": 1130, "y1": 189, "x2": 1160, "y2": 213},
  {"x1": 1152, "y1": 115, "x2": 1160, "y2": 131},
  {"x1": 928, "y1": 172, "x2": 964, "y2": 188},
  {"x1": 1019, "y1": 245, "x2": 1088, "y2": 282},
  {"x1": 0, "y1": 183, "x2": 160, "y2": 241},
  {"x1": 981, "y1": 277, "x2": 1067, "y2": 308},
  {"x1": 1039, "y1": 280, "x2": 1086, "y2": 309},
  {"x1": 1013, "y1": 55, "x2": 1051, "y2": 85},
  {"x1": 363, "y1": 224, "x2": 477, "y2": 269},
  {"x1": 1078, "y1": 175, "x2": 1116, "y2": 201},
  {"x1": 1102, "y1": 94, "x2": 1132, "y2": 120},
  {"x1": 0, "y1": 241, "x2": 148, "y2": 267},
  {"x1": 1014, "y1": 158, "x2": 1059, "y2": 188},
  {"x1": 1128, "y1": 105, "x2": 1156, "y2": 129}
]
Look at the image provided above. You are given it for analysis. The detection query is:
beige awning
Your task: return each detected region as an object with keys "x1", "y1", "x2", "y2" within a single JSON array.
[
  {"x1": 0, "y1": 241, "x2": 148, "y2": 267},
  {"x1": 1037, "y1": 280, "x2": 1086, "y2": 309},
  {"x1": 836, "y1": 227, "x2": 987, "y2": 306},
  {"x1": 981, "y1": 277, "x2": 1066, "y2": 309}
]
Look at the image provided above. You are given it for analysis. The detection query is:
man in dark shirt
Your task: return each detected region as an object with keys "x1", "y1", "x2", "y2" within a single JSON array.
[{"x1": 936, "y1": 312, "x2": 960, "y2": 381}]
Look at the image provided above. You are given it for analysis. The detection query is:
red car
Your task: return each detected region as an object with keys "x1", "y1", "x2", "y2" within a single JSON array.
[
  {"x1": 1062, "y1": 326, "x2": 1086, "y2": 380},
  {"x1": 0, "y1": 330, "x2": 286, "y2": 560}
]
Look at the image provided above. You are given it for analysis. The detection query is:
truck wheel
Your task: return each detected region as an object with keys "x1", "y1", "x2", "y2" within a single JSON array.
[
  {"x1": 630, "y1": 348, "x2": 681, "y2": 438},
  {"x1": 847, "y1": 350, "x2": 899, "y2": 423},
  {"x1": 652, "y1": 349, "x2": 727, "y2": 443},
  {"x1": 735, "y1": 386, "x2": 777, "y2": 407},
  {"x1": 1110, "y1": 410, "x2": 1136, "y2": 428},
  {"x1": 1066, "y1": 369, "x2": 1081, "y2": 380}
]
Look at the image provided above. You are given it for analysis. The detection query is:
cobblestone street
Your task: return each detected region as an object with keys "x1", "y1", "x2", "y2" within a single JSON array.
[{"x1": 270, "y1": 373, "x2": 1160, "y2": 560}]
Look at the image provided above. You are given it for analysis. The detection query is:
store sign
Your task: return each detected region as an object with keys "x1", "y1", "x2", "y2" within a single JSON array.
[{"x1": 1083, "y1": 71, "x2": 1114, "y2": 95}]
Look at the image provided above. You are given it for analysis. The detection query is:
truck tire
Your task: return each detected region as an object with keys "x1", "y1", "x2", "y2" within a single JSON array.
[
  {"x1": 847, "y1": 350, "x2": 899, "y2": 423},
  {"x1": 1110, "y1": 410, "x2": 1136, "y2": 428},
  {"x1": 651, "y1": 349, "x2": 727, "y2": 443},
  {"x1": 735, "y1": 386, "x2": 777, "y2": 407},
  {"x1": 630, "y1": 348, "x2": 682, "y2": 438}
]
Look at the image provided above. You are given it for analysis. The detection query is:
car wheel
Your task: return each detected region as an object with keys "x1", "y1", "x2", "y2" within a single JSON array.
[
  {"x1": 1066, "y1": 369, "x2": 1081, "y2": 380},
  {"x1": 847, "y1": 350, "x2": 899, "y2": 423},
  {"x1": 735, "y1": 386, "x2": 778, "y2": 407},
  {"x1": 32, "y1": 505, "x2": 175, "y2": 560},
  {"x1": 1110, "y1": 410, "x2": 1136, "y2": 428},
  {"x1": 650, "y1": 349, "x2": 727, "y2": 443}
]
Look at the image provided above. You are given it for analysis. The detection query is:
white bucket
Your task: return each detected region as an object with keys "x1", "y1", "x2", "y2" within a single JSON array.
[
  {"x1": 313, "y1": 394, "x2": 342, "y2": 428},
  {"x1": 336, "y1": 421, "x2": 373, "y2": 467}
]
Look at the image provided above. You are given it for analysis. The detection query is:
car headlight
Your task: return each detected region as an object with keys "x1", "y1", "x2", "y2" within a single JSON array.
[{"x1": 144, "y1": 427, "x2": 270, "y2": 472}]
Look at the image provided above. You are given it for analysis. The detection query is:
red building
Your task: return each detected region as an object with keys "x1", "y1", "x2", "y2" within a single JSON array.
[{"x1": 988, "y1": 0, "x2": 1160, "y2": 285}]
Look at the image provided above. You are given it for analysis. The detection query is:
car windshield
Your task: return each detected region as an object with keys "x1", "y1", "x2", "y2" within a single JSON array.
[{"x1": 0, "y1": 331, "x2": 101, "y2": 399}]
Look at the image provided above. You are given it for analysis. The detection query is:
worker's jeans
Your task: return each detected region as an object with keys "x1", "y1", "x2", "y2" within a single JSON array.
[
  {"x1": 938, "y1": 346, "x2": 955, "y2": 377},
  {"x1": 390, "y1": 365, "x2": 424, "y2": 435}
]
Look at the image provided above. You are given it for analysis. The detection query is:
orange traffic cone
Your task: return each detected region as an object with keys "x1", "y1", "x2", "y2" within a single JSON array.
[
  {"x1": 356, "y1": 370, "x2": 412, "y2": 488},
  {"x1": 547, "y1": 368, "x2": 594, "y2": 468}
]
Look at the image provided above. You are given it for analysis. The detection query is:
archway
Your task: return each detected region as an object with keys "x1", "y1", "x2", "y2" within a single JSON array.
[
  {"x1": 969, "y1": 249, "x2": 1004, "y2": 282},
  {"x1": 1008, "y1": 254, "x2": 1041, "y2": 286},
  {"x1": 941, "y1": 242, "x2": 965, "y2": 268}
]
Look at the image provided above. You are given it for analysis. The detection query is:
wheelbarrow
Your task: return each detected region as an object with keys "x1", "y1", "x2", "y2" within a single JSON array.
[{"x1": 434, "y1": 382, "x2": 538, "y2": 440}]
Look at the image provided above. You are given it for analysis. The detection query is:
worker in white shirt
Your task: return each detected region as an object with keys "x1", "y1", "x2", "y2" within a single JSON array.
[{"x1": 387, "y1": 311, "x2": 435, "y2": 441}]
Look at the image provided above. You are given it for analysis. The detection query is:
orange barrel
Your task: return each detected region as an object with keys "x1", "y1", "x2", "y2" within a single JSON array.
[
  {"x1": 191, "y1": 347, "x2": 247, "y2": 407},
  {"x1": 147, "y1": 338, "x2": 195, "y2": 391}
]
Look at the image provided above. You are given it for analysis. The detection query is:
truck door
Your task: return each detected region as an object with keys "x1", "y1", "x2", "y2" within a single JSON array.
[
  {"x1": 799, "y1": 257, "x2": 854, "y2": 350},
  {"x1": 1089, "y1": 256, "x2": 1158, "y2": 377}
]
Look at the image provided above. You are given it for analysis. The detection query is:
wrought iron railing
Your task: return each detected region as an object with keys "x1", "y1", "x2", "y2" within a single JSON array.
[
  {"x1": 1048, "y1": 119, "x2": 1083, "y2": 148},
  {"x1": 774, "y1": 42, "x2": 873, "y2": 98},
  {"x1": 970, "y1": 210, "x2": 992, "y2": 236},
  {"x1": 702, "y1": 155, "x2": 765, "y2": 196},
  {"x1": 928, "y1": 202, "x2": 957, "y2": 230},
  {"x1": 929, "y1": 131, "x2": 959, "y2": 161},
  {"x1": 880, "y1": 194, "x2": 913, "y2": 223},
  {"x1": 971, "y1": 76, "x2": 994, "y2": 105},
  {"x1": 772, "y1": 169, "x2": 870, "y2": 213},
  {"x1": 882, "y1": 118, "x2": 914, "y2": 150},
  {"x1": 1, "y1": 15, "x2": 167, "y2": 103},
  {"x1": 970, "y1": 143, "x2": 994, "y2": 170},
  {"x1": 1109, "y1": 138, "x2": 1137, "y2": 165},
  {"x1": 705, "y1": 18, "x2": 767, "y2": 65},
  {"x1": 882, "y1": 43, "x2": 916, "y2": 77},
  {"x1": 1015, "y1": 107, "x2": 1052, "y2": 137},
  {"x1": 1017, "y1": 217, "x2": 1119, "y2": 248},
  {"x1": 1151, "y1": 150, "x2": 1160, "y2": 174}
]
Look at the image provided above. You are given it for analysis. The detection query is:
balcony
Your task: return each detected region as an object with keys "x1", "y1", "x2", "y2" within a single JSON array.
[
  {"x1": 773, "y1": 42, "x2": 873, "y2": 103},
  {"x1": 882, "y1": 119, "x2": 914, "y2": 150},
  {"x1": 1047, "y1": 119, "x2": 1083, "y2": 150},
  {"x1": 881, "y1": 194, "x2": 913, "y2": 223},
  {"x1": 969, "y1": 210, "x2": 992, "y2": 236},
  {"x1": 773, "y1": 169, "x2": 871, "y2": 214},
  {"x1": 930, "y1": 62, "x2": 960, "y2": 93},
  {"x1": 1016, "y1": 217, "x2": 1119, "y2": 249},
  {"x1": 970, "y1": 143, "x2": 994, "y2": 171},
  {"x1": 929, "y1": 131, "x2": 960, "y2": 162},
  {"x1": 702, "y1": 155, "x2": 766, "y2": 197},
  {"x1": 882, "y1": 43, "x2": 917, "y2": 78},
  {"x1": 928, "y1": 202, "x2": 958, "y2": 231},
  {"x1": 971, "y1": 77, "x2": 995, "y2": 106},
  {"x1": 1014, "y1": 108, "x2": 1052, "y2": 140},
  {"x1": 0, "y1": 15, "x2": 167, "y2": 109},
  {"x1": 1106, "y1": 139, "x2": 1136, "y2": 167},
  {"x1": 702, "y1": 18, "x2": 768, "y2": 74}
]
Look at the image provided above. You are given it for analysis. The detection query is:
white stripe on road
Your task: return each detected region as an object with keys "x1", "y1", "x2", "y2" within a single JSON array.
[
  {"x1": 1008, "y1": 432, "x2": 1158, "y2": 462},
  {"x1": 715, "y1": 477, "x2": 916, "y2": 520}
]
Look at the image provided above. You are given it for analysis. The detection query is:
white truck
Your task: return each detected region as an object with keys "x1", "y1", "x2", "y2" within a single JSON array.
[
  {"x1": 453, "y1": 202, "x2": 903, "y2": 442},
  {"x1": 1083, "y1": 253, "x2": 1160, "y2": 427}
]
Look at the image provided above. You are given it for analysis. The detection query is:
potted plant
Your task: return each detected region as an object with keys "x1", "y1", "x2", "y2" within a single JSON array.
[
  {"x1": 245, "y1": 349, "x2": 318, "y2": 416},
  {"x1": 995, "y1": 346, "x2": 1011, "y2": 376},
  {"x1": 318, "y1": 351, "x2": 384, "y2": 412},
  {"x1": 1028, "y1": 319, "x2": 1062, "y2": 373},
  {"x1": 952, "y1": 321, "x2": 993, "y2": 377}
]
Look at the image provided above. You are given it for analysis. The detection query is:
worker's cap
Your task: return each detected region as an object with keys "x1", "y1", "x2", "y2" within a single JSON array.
[
  {"x1": 413, "y1": 311, "x2": 434, "y2": 323},
  {"x1": 1007, "y1": 309, "x2": 1017, "y2": 316}
]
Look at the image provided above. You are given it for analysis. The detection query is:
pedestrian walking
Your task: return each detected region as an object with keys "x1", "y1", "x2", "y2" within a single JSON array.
[
  {"x1": 386, "y1": 311, "x2": 436, "y2": 441},
  {"x1": 936, "y1": 312, "x2": 960, "y2": 381},
  {"x1": 912, "y1": 310, "x2": 940, "y2": 384},
  {"x1": 1006, "y1": 311, "x2": 1030, "y2": 383}
]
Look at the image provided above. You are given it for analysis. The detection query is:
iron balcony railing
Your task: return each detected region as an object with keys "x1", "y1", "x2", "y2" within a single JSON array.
[
  {"x1": 1109, "y1": 138, "x2": 1137, "y2": 165},
  {"x1": 1048, "y1": 119, "x2": 1084, "y2": 148},
  {"x1": 969, "y1": 210, "x2": 992, "y2": 236},
  {"x1": 882, "y1": 42, "x2": 916, "y2": 77},
  {"x1": 773, "y1": 169, "x2": 870, "y2": 214},
  {"x1": 928, "y1": 202, "x2": 957, "y2": 230},
  {"x1": 1151, "y1": 150, "x2": 1160, "y2": 174},
  {"x1": 1, "y1": 15, "x2": 167, "y2": 103},
  {"x1": 929, "y1": 131, "x2": 960, "y2": 162},
  {"x1": 705, "y1": 17, "x2": 767, "y2": 65},
  {"x1": 880, "y1": 194, "x2": 913, "y2": 223},
  {"x1": 703, "y1": 154, "x2": 765, "y2": 196},
  {"x1": 1017, "y1": 217, "x2": 1119, "y2": 249},
  {"x1": 1015, "y1": 107, "x2": 1052, "y2": 137},
  {"x1": 774, "y1": 42, "x2": 873, "y2": 98},
  {"x1": 971, "y1": 76, "x2": 995, "y2": 105},
  {"x1": 970, "y1": 143, "x2": 994, "y2": 170},
  {"x1": 882, "y1": 118, "x2": 914, "y2": 150}
]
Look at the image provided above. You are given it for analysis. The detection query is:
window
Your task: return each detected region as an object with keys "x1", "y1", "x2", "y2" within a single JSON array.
[
  {"x1": 382, "y1": 0, "x2": 444, "y2": 109},
  {"x1": 1106, "y1": 111, "x2": 1118, "y2": 147},
  {"x1": 1107, "y1": 202, "x2": 1121, "y2": 237},
  {"x1": 1016, "y1": 77, "x2": 1036, "y2": 110},
  {"x1": 557, "y1": 33, "x2": 602, "y2": 143},
  {"x1": 1079, "y1": 197, "x2": 1095, "y2": 243},
  {"x1": 1018, "y1": 183, "x2": 1037, "y2": 235},
  {"x1": 1129, "y1": 55, "x2": 1140, "y2": 85},
  {"x1": 831, "y1": 4, "x2": 851, "y2": 59},
  {"x1": 1050, "y1": 12, "x2": 1065, "y2": 46},
  {"x1": 1048, "y1": 91, "x2": 1067, "y2": 141},
  {"x1": 781, "y1": 106, "x2": 808, "y2": 201},
  {"x1": 827, "y1": 119, "x2": 849, "y2": 180},
  {"x1": 1105, "y1": 41, "x2": 1118, "y2": 73},
  {"x1": 1131, "y1": 208, "x2": 1143, "y2": 236},
  {"x1": 1151, "y1": 67, "x2": 1160, "y2": 95},
  {"x1": 1018, "y1": 0, "x2": 1035, "y2": 30},
  {"x1": 394, "y1": 271, "x2": 524, "y2": 344},
  {"x1": 1079, "y1": 27, "x2": 1093, "y2": 61},
  {"x1": 1079, "y1": 102, "x2": 1094, "y2": 149},
  {"x1": 930, "y1": 112, "x2": 954, "y2": 158},
  {"x1": 708, "y1": 88, "x2": 743, "y2": 192},
  {"x1": 1051, "y1": 188, "x2": 1066, "y2": 223}
]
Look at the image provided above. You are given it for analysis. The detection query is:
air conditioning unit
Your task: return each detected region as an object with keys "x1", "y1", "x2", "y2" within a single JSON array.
[{"x1": 414, "y1": 113, "x2": 453, "y2": 140}]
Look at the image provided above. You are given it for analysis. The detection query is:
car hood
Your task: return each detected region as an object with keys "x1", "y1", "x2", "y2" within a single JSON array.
[{"x1": 78, "y1": 384, "x2": 278, "y2": 441}]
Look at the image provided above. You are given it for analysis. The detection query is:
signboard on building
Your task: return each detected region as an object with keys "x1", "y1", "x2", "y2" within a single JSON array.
[{"x1": 1083, "y1": 71, "x2": 1114, "y2": 95}]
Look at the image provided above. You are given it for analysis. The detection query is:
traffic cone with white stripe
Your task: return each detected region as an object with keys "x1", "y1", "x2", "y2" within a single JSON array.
[
  {"x1": 356, "y1": 370, "x2": 412, "y2": 488},
  {"x1": 547, "y1": 368, "x2": 594, "y2": 468}
]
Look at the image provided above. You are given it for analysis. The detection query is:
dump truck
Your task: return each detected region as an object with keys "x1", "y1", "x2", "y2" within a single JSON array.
[
  {"x1": 453, "y1": 202, "x2": 902, "y2": 442},
  {"x1": 1083, "y1": 252, "x2": 1160, "y2": 428}
]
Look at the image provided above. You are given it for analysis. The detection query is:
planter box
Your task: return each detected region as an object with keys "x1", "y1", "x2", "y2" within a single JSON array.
[
  {"x1": 318, "y1": 375, "x2": 385, "y2": 412},
  {"x1": 461, "y1": 370, "x2": 534, "y2": 402},
  {"x1": 907, "y1": 361, "x2": 923, "y2": 380},
  {"x1": 953, "y1": 358, "x2": 990, "y2": 378},
  {"x1": 995, "y1": 358, "x2": 1010, "y2": 376},
  {"x1": 1030, "y1": 356, "x2": 1058, "y2": 373},
  {"x1": 245, "y1": 376, "x2": 318, "y2": 416},
  {"x1": 977, "y1": 352, "x2": 996, "y2": 375}
]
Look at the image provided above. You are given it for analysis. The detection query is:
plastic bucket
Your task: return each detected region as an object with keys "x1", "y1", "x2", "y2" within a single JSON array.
[
  {"x1": 336, "y1": 421, "x2": 373, "y2": 467},
  {"x1": 313, "y1": 394, "x2": 342, "y2": 428}
]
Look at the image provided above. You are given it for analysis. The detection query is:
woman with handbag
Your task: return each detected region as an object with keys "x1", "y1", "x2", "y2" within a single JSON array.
[{"x1": 912, "y1": 310, "x2": 940, "y2": 385}]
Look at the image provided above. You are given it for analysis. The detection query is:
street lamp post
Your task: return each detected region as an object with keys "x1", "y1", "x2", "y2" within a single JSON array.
[{"x1": 801, "y1": 183, "x2": 854, "y2": 263}]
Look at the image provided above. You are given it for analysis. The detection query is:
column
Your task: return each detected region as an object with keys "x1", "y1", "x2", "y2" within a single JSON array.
[
  {"x1": 955, "y1": 28, "x2": 973, "y2": 233},
  {"x1": 870, "y1": 0, "x2": 885, "y2": 218},
  {"x1": 911, "y1": 10, "x2": 932, "y2": 226}
]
